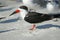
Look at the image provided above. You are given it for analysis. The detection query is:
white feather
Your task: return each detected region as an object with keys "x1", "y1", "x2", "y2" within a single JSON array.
[{"x1": 18, "y1": 8, "x2": 28, "y2": 19}]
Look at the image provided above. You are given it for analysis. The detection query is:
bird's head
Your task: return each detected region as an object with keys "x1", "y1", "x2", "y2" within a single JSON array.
[
  {"x1": 16, "y1": 6, "x2": 28, "y2": 19},
  {"x1": 19, "y1": 6, "x2": 28, "y2": 11},
  {"x1": 10, "y1": 6, "x2": 28, "y2": 19},
  {"x1": 13, "y1": 6, "x2": 28, "y2": 14}
]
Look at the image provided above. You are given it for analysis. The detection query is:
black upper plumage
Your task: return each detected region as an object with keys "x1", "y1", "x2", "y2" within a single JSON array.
[
  {"x1": 24, "y1": 12, "x2": 52, "y2": 23},
  {"x1": 18, "y1": 6, "x2": 60, "y2": 23}
]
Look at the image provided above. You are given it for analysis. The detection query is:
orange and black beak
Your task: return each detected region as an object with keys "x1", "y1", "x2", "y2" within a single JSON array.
[
  {"x1": 0, "y1": 9, "x2": 21, "y2": 20},
  {"x1": 9, "y1": 9, "x2": 21, "y2": 16}
]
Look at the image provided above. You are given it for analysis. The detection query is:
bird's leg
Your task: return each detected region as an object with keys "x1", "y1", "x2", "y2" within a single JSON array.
[{"x1": 29, "y1": 24, "x2": 36, "y2": 30}]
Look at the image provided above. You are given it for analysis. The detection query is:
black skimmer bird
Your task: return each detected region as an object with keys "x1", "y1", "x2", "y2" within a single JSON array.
[
  {"x1": 0, "y1": 6, "x2": 60, "y2": 30},
  {"x1": 19, "y1": 6, "x2": 60, "y2": 30}
]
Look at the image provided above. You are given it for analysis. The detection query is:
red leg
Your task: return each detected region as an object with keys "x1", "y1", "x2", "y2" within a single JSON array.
[{"x1": 29, "y1": 24, "x2": 36, "y2": 30}]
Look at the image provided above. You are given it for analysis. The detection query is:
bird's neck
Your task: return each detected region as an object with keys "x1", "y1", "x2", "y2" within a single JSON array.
[{"x1": 20, "y1": 9, "x2": 28, "y2": 19}]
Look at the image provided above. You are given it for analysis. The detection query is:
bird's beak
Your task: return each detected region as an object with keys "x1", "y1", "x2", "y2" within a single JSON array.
[
  {"x1": 15, "y1": 9, "x2": 21, "y2": 13},
  {"x1": 9, "y1": 9, "x2": 21, "y2": 16}
]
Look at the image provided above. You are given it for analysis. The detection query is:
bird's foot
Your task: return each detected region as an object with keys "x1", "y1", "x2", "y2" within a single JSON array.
[
  {"x1": 29, "y1": 28, "x2": 36, "y2": 31},
  {"x1": 29, "y1": 24, "x2": 36, "y2": 31}
]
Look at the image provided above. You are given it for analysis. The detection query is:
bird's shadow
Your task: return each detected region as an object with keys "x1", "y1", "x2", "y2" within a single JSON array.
[
  {"x1": 0, "y1": 17, "x2": 20, "y2": 33},
  {"x1": 0, "y1": 17, "x2": 20, "y2": 23},
  {"x1": 0, "y1": 29, "x2": 16, "y2": 33},
  {"x1": 36, "y1": 24, "x2": 60, "y2": 29}
]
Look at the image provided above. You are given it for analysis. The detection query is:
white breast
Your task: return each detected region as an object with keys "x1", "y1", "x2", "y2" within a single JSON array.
[{"x1": 20, "y1": 9, "x2": 28, "y2": 19}]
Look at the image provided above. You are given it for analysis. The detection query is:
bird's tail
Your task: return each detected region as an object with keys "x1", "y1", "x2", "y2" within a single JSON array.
[{"x1": 53, "y1": 14, "x2": 60, "y2": 18}]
